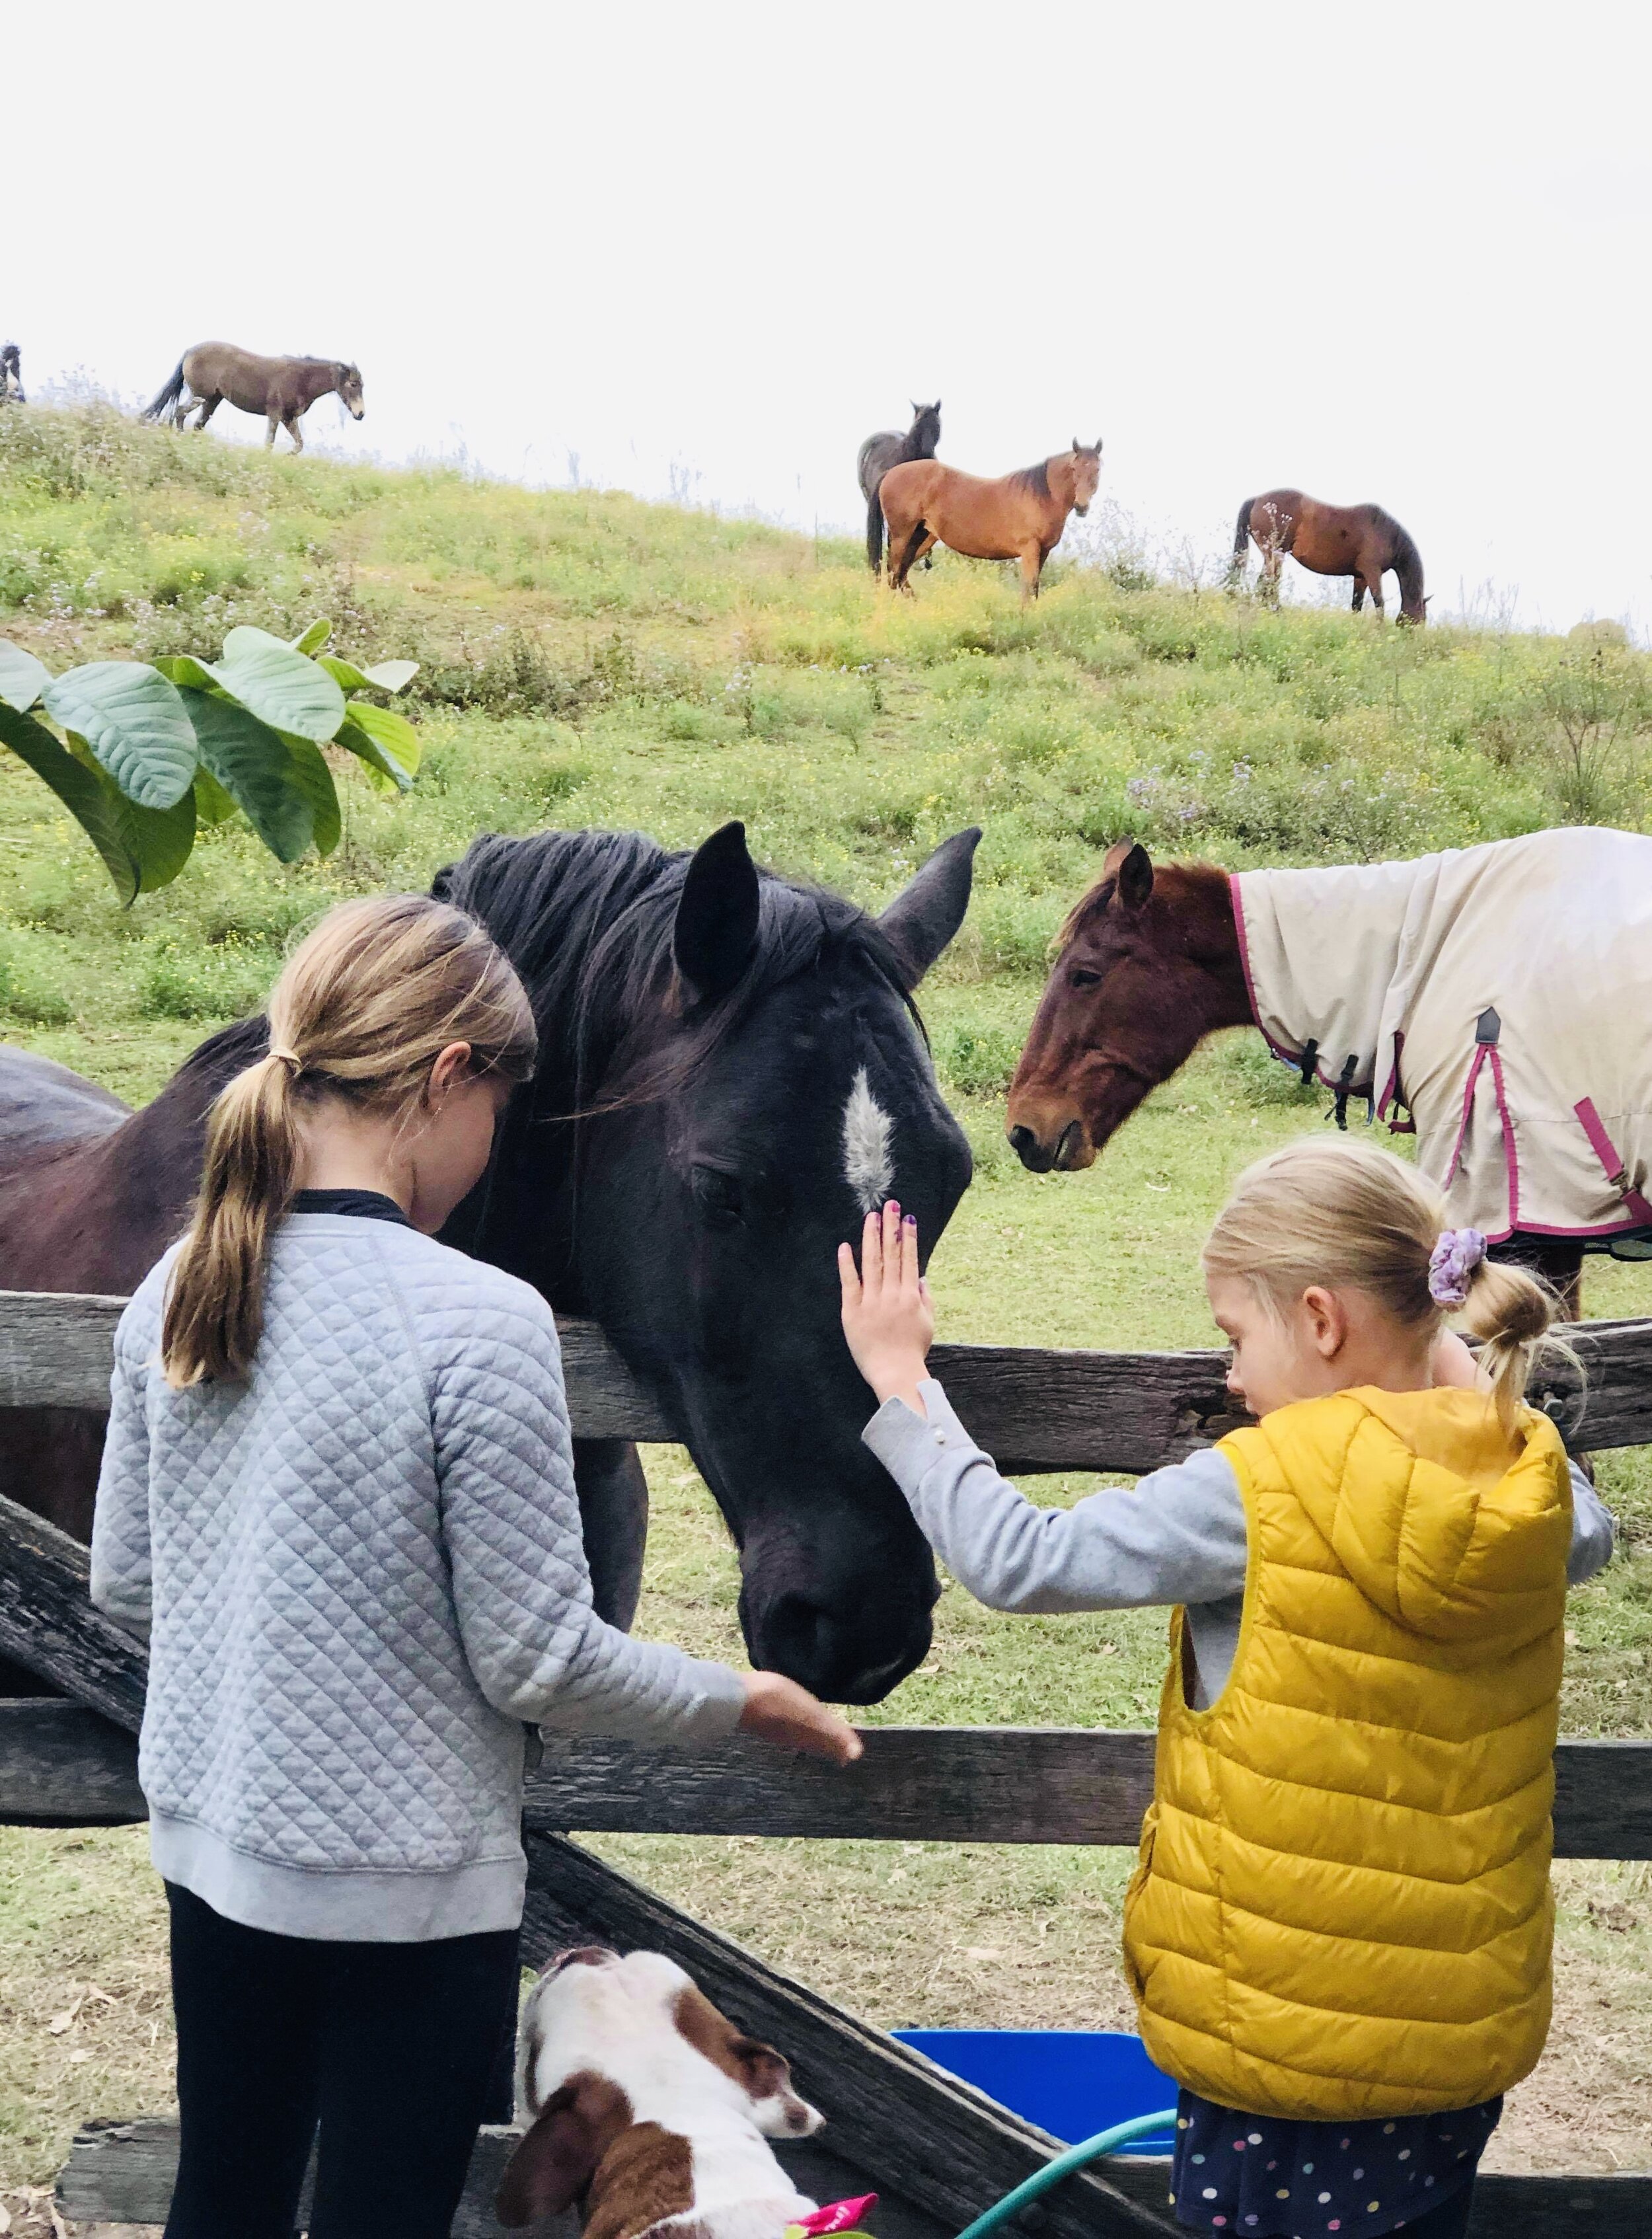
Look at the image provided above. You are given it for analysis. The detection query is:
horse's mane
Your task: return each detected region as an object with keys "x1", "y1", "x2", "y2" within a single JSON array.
[
  {"x1": 1388, "y1": 521, "x2": 1425, "y2": 605},
  {"x1": 1008, "y1": 457, "x2": 1053, "y2": 498},
  {"x1": 435, "y1": 827, "x2": 917, "y2": 1115}
]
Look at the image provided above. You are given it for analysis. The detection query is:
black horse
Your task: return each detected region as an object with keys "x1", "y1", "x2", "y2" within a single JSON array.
[
  {"x1": 0, "y1": 823, "x2": 979, "y2": 1704},
  {"x1": 858, "y1": 401, "x2": 941, "y2": 574},
  {"x1": 1, "y1": 345, "x2": 22, "y2": 405}
]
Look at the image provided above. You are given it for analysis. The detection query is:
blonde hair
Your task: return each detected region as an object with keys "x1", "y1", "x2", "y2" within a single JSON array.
[
  {"x1": 1201, "y1": 1136, "x2": 1563, "y2": 1433},
  {"x1": 162, "y1": 895, "x2": 537, "y2": 1388}
]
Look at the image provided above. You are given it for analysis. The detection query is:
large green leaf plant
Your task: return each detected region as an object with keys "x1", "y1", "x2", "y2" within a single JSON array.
[{"x1": 0, "y1": 622, "x2": 421, "y2": 901}]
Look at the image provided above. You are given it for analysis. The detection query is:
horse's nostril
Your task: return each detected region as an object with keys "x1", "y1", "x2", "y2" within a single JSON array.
[{"x1": 1008, "y1": 1124, "x2": 1055, "y2": 1174}]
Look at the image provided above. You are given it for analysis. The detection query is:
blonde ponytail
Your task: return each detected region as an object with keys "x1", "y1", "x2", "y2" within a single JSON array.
[
  {"x1": 1457, "y1": 1257, "x2": 1567, "y2": 1435},
  {"x1": 161, "y1": 895, "x2": 535, "y2": 1387},
  {"x1": 1202, "y1": 1135, "x2": 1572, "y2": 1435}
]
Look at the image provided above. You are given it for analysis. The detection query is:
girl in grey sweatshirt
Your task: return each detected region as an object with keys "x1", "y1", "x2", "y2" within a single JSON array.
[{"x1": 91, "y1": 893, "x2": 854, "y2": 2239}]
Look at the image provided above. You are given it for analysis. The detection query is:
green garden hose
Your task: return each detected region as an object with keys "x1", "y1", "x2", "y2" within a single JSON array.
[{"x1": 950, "y1": 2107, "x2": 1180, "y2": 2239}]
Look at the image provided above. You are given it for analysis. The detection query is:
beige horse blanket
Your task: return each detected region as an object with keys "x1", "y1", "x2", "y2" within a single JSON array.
[{"x1": 1232, "y1": 827, "x2": 1652, "y2": 1242}]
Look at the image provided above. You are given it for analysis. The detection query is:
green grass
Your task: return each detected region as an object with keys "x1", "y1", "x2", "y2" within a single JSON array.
[{"x1": 1, "y1": 406, "x2": 1651, "y2": 2189}]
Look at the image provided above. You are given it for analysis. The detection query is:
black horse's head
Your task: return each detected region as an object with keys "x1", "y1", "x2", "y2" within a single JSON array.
[
  {"x1": 437, "y1": 822, "x2": 979, "y2": 1703},
  {"x1": 909, "y1": 400, "x2": 942, "y2": 457}
]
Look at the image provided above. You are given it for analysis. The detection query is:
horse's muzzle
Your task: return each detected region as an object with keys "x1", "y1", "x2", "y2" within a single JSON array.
[
  {"x1": 1007, "y1": 1118, "x2": 1090, "y2": 1172},
  {"x1": 1073, "y1": 502, "x2": 1090, "y2": 517}
]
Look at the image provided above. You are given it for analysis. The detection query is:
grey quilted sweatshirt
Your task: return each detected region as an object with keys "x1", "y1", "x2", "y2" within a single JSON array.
[{"x1": 91, "y1": 1211, "x2": 746, "y2": 1942}]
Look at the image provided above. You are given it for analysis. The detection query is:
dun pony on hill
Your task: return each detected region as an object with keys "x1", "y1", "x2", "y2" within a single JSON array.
[
  {"x1": 1233, "y1": 489, "x2": 1426, "y2": 622},
  {"x1": 143, "y1": 342, "x2": 364, "y2": 453},
  {"x1": 858, "y1": 401, "x2": 942, "y2": 573},
  {"x1": 879, "y1": 439, "x2": 1102, "y2": 604}
]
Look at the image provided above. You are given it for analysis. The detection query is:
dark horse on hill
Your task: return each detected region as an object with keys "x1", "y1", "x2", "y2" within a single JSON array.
[
  {"x1": 1232, "y1": 489, "x2": 1426, "y2": 622},
  {"x1": 880, "y1": 441, "x2": 1102, "y2": 605},
  {"x1": 0, "y1": 821, "x2": 979, "y2": 1703},
  {"x1": 1, "y1": 344, "x2": 22, "y2": 405},
  {"x1": 143, "y1": 341, "x2": 365, "y2": 454},
  {"x1": 1004, "y1": 836, "x2": 1652, "y2": 1311},
  {"x1": 858, "y1": 402, "x2": 942, "y2": 574}
]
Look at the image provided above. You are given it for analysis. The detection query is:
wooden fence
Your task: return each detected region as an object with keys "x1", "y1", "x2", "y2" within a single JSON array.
[{"x1": 1, "y1": 1291, "x2": 1648, "y2": 2238}]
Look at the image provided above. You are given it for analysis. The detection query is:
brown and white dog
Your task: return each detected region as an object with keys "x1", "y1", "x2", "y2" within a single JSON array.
[{"x1": 497, "y1": 1946, "x2": 827, "y2": 2238}]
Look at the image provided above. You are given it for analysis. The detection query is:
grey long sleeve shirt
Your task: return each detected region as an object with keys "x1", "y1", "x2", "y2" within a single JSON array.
[
  {"x1": 91, "y1": 1216, "x2": 746, "y2": 1942},
  {"x1": 864, "y1": 1379, "x2": 1617, "y2": 1708}
]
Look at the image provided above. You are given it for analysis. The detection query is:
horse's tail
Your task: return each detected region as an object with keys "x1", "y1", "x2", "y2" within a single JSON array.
[
  {"x1": 1232, "y1": 496, "x2": 1255, "y2": 562},
  {"x1": 866, "y1": 483, "x2": 885, "y2": 573},
  {"x1": 142, "y1": 360, "x2": 186, "y2": 422}
]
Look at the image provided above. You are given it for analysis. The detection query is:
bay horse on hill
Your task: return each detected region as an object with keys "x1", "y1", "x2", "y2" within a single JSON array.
[
  {"x1": 0, "y1": 821, "x2": 979, "y2": 1704},
  {"x1": 858, "y1": 400, "x2": 942, "y2": 573},
  {"x1": 1005, "y1": 834, "x2": 1652, "y2": 1310},
  {"x1": 880, "y1": 440, "x2": 1102, "y2": 604},
  {"x1": 1233, "y1": 489, "x2": 1426, "y2": 622},
  {"x1": 143, "y1": 342, "x2": 365, "y2": 453}
]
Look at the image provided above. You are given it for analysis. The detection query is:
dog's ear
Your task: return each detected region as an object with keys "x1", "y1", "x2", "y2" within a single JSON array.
[
  {"x1": 496, "y1": 2084, "x2": 603, "y2": 2228},
  {"x1": 728, "y1": 2035, "x2": 825, "y2": 2138}
]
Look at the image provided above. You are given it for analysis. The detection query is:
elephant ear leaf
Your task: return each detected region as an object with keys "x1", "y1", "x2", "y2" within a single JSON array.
[
  {"x1": 319, "y1": 653, "x2": 419, "y2": 695},
  {"x1": 0, "y1": 703, "x2": 194, "y2": 901},
  {"x1": 0, "y1": 640, "x2": 50, "y2": 714},
  {"x1": 280, "y1": 736, "x2": 342, "y2": 856},
  {"x1": 42, "y1": 662, "x2": 198, "y2": 809},
  {"x1": 180, "y1": 690, "x2": 317, "y2": 862},
  {"x1": 215, "y1": 626, "x2": 347, "y2": 741},
  {"x1": 335, "y1": 699, "x2": 421, "y2": 792},
  {"x1": 291, "y1": 619, "x2": 332, "y2": 656}
]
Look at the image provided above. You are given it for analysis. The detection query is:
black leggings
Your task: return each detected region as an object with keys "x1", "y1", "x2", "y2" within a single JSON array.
[{"x1": 164, "y1": 1881, "x2": 519, "y2": 2239}]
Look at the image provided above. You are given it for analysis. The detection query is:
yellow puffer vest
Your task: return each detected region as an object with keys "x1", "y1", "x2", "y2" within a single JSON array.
[{"x1": 1121, "y1": 1386, "x2": 1571, "y2": 2122}]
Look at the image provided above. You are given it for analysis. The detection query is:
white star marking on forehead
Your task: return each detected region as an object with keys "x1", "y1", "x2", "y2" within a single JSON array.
[{"x1": 842, "y1": 1067, "x2": 893, "y2": 1213}]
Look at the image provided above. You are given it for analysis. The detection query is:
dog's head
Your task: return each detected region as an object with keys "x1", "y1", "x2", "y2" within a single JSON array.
[{"x1": 498, "y1": 1946, "x2": 824, "y2": 2229}]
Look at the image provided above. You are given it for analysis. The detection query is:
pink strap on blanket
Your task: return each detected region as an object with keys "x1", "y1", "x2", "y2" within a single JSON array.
[
  {"x1": 1574, "y1": 1097, "x2": 1652, "y2": 1225},
  {"x1": 788, "y1": 2198, "x2": 879, "y2": 2236}
]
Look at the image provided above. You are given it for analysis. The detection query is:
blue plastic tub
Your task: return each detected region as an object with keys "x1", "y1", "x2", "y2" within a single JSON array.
[{"x1": 893, "y1": 2030, "x2": 1177, "y2": 2154}]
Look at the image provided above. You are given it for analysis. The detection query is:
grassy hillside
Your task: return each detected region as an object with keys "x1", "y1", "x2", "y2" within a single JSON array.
[{"x1": 1, "y1": 406, "x2": 1650, "y2": 2192}]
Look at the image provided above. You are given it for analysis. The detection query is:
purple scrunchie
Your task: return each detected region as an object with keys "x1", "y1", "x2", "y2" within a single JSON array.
[{"x1": 1429, "y1": 1226, "x2": 1487, "y2": 1307}]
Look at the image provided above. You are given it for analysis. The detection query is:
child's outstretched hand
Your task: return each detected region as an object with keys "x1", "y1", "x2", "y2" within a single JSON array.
[
  {"x1": 839, "y1": 1200, "x2": 934, "y2": 1414},
  {"x1": 739, "y1": 1671, "x2": 864, "y2": 1765}
]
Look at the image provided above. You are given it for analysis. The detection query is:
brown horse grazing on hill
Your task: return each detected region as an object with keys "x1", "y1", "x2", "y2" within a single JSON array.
[
  {"x1": 143, "y1": 342, "x2": 364, "y2": 453},
  {"x1": 880, "y1": 439, "x2": 1102, "y2": 603},
  {"x1": 858, "y1": 400, "x2": 942, "y2": 573},
  {"x1": 1004, "y1": 838, "x2": 1614, "y2": 1309},
  {"x1": 1233, "y1": 489, "x2": 1426, "y2": 623}
]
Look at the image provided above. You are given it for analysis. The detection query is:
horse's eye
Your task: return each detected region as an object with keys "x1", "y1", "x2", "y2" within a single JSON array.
[
  {"x1": 689, "y1": 1166, "x2": 745, "y2": 1227},
  {"x1": 1069, "y1": 968, "x2": 1103, "y2": 990}
]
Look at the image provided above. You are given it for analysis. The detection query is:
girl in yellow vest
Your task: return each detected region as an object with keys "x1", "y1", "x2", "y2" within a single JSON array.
[{"x1": 840, "y1": 1138, "x2": 1614, "y2": 2239}]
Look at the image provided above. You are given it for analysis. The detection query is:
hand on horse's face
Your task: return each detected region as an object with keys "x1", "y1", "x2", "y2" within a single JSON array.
[{"x1": 839, "y1": 1199, "x2": 934, "y2": 1417}]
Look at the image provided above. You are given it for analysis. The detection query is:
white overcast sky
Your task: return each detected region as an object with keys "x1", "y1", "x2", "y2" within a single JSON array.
[{"x1": 7, "y1": 3, "x2": 1649, "y2": 633}]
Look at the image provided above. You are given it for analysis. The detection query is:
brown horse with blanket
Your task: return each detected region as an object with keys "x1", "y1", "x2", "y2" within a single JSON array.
[
  {"x1": 1005, "y1": 827, "x2": 1652, "y2": 1305},
  {"x1": 880, "y1": 439, "x2": 1102, "y2": 603},
  {"x1": 143, "y1": 342, "x2": 364, "y2": 453},
  {"x1": 1234, "y1": 488, "x2": 1427, "y2": 622}
]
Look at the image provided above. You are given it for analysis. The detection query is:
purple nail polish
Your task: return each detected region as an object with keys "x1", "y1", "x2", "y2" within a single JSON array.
[{"x1": 903, "y1": 1214, "x2": 917, "y2": 1229}]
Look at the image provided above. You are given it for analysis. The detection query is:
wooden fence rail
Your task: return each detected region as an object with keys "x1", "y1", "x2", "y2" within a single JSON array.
[
  {"x1": 8, "y1": 1700, "x2": 1652, "y2": 1860},
  {"x1": 5, "y1": 1289, "x2": 1652, "y2": 1468}
]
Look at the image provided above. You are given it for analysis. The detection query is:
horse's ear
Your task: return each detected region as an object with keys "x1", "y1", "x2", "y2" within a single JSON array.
[
  {"x1": 878, "y1": 827, "x2": 981, "y2": 990},
  {"x1": 1101, "y1": 837, "x2": 1153, "y2": 911},
  {"x1": 674, "y1": 821, "x2": 761, "y2": 1003},
  {"x1": 1072, "y1": 437, "x2": 1082, "y2": 453}
]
